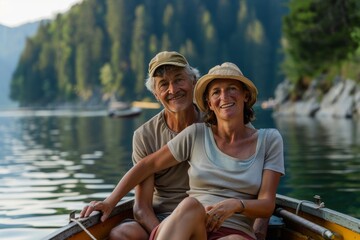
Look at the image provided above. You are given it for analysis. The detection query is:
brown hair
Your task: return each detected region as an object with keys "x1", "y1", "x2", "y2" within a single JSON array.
[{"x1": 203, "y1": 82, "x2": 256, "y2": 126}]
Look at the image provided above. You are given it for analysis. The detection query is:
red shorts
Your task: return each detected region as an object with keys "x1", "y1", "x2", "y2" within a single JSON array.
[
  {"x1": 208, "y1": 227, "x2": 255, "y2": 240},
  {"x1": 149, "y1": 224, "x2": 159, "y2": 240},
  {"x1": 149, "y1": 225, "x2": 254, "y2": 240}
]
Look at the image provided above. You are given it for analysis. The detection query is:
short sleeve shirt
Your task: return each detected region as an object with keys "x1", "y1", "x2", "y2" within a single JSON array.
[
  {"x1": 132, "y1": 110, "x2": 190, "y2": 213},
  {"x1": 167, "y1": 123, "x2": 285, "y2": 238}
]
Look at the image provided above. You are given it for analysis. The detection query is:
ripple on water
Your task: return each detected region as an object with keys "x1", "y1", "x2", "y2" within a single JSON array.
[{"x1": 0, "y1": 228, "x2": 58, "y2": 240}]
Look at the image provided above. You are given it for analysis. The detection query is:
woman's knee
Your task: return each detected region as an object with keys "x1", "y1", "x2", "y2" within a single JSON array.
[
  {"x1": 154, "y1": 198, "x2": 207, "y2": 239},
  {"x1": 174, "y1": 197, "x2": 206, "y2": 219}
]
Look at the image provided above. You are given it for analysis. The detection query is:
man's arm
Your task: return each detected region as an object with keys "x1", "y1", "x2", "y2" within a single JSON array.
[
  {"x1": 133, "y1": 175, "x2": 160, "y2": 233},
  {"x1": 131, "y1": 128, "x2": 161, "y2": 233}
]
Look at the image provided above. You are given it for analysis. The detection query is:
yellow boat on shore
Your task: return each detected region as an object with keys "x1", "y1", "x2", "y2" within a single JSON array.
[{"x1": 43, "y1": 194, "x2": 360, "y2": 240}]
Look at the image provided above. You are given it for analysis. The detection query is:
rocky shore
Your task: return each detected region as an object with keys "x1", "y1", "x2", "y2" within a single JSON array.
[{"x1": 271, "y1": 77, "x2": 360, "y2": 119}]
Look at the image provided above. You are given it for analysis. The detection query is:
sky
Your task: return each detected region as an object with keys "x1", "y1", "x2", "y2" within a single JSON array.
[{"x1": 0, "y1": 0, "x2": 83, "y2": 27}]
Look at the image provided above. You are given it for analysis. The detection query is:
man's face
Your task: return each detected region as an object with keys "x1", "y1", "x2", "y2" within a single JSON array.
[{"x1": 153, "y1": 67, "x2": 195, "y2": 113}]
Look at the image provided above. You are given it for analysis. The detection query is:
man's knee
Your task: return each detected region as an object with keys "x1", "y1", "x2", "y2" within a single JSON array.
[
  {"x1": 218, "y1": 235, "x2": 249, "y2": 240},
  {"x1": 109, "y1": 221, "x2": 148, "y2": 240},
  {"x1": 109, "y1": 223, "x2": 129, "y2": 240}
]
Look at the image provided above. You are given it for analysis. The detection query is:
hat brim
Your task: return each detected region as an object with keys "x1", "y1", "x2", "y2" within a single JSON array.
[
  {"x1": 149, "y1": 62, "x2": 188, "y2": 77},
  {"x1": 194, "y1": 75, "x2": 258, "y2": 112}
]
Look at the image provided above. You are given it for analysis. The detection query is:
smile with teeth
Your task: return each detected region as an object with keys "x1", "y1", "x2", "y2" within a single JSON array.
[
  {"x1": 220, "y1": 103, "x2": 235, "y2": 108},
  {"x1": 168, "y1": 93, "x2": 184, "y2": 101}
]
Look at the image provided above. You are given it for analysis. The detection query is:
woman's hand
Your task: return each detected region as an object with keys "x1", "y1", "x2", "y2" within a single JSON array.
[
  {"x1": 205, "y1": 210, "x2": 223, "y2": 232},
  {"x1": 79, "y1": 200, "x2": 114, "y2": 222},
  {"x1": 205, "y1": 198, "x2": 240, "y2": 232}
]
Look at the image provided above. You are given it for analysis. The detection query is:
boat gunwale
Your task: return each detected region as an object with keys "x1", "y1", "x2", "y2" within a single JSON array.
[
  {"x1": 43, "y1": 194, "x2": 360, "y2": 239},
  {"x1": 275, "y1": 194, "x2": 360, "y2": 233},
  {"x1": 42, "y1": 198, "x2": 134, "y2": 240}
]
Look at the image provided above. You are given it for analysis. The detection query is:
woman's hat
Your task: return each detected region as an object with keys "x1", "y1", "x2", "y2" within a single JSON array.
[{"x1": 194, "y1": 62, "x2": 258, "y2": 112}]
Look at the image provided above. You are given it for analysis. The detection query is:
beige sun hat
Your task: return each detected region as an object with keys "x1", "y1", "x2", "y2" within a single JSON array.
[
  {"x1": 148, "y1": 51, "x2": 189, "y2": 77},
  {"x1": 194, "y1": 62, "x2": 258, "y2": 112}
]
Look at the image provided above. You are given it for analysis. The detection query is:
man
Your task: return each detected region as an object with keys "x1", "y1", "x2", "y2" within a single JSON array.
[{"x1": 109, "y1": 51, "x2": 202, "y2": 240}]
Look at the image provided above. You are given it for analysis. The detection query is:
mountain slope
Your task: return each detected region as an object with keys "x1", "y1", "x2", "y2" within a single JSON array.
[{"x1": 0, "y1": 22, "x2": 41, "y2": 108}]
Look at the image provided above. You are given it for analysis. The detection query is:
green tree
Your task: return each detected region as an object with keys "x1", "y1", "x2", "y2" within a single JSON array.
[
  {"x1": 106, "y1": 0, "x2": 134, "y2": 99},
  {"x1": 75, "y1": 43, "x2": 91, "y2": 100},
  {"x1": 198, "y1": 10, "x2": 218, "y2": 68},
  {"x1": 11, "y1": 34, "x2": 44, "y2": 105},
  {"x1": 282, "y1": 0, "x2": 360, "y2": 81},
  {"x1": 100, "y1": 63, "x2": 116, "y2": 98},
  {"x1": 10, "y1": 0, "x2": 288, "y2": 105},
  {"x1": 52, "y1": 15, "x2": 76, "y2": 101},
  {"x1": 130, "y1": 5, "x2": 147, "y2": 99},
  {"x1": 38, "y1": 42, "x2": 57, "y2": 102}
]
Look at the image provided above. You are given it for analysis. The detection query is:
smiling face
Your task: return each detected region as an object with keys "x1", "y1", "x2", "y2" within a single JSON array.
[
  {"x1": 206, "y1": 78, "x2": 249, "y2": 121},
  {"x1": 153, "y1": 66, "x2": 195, "y2": 113}
]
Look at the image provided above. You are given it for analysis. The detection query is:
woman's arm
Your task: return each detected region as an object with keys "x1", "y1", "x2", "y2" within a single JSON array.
[
  {"x1": 238, "y1": 169, "x2": 281, "y2": 217},
  {"x1": 205, "y1": 169, "x2": 282, "y2": 231}
]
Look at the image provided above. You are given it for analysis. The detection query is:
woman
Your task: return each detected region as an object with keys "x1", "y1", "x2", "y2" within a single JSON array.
[{"x1": 81, "y1": 62, "x2": 284, "y2": 240}]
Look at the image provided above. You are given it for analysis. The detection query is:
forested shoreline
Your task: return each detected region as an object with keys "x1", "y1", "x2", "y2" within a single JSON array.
[
  {"x1": 10, "y1": 0, "x2": 287, "y2": 107},
  {"x1": 10, "y1": 0, "x2": 360, "y2": 109}
]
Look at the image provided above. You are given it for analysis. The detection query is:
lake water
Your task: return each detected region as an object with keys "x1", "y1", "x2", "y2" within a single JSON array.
[{"x1": 0, "y1": 108, "x2": 359, "y2": 239}]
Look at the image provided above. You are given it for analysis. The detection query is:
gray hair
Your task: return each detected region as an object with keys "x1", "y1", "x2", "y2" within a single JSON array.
[{"x1": 145, "y1": 65, "x2": 200, "y2": 93}]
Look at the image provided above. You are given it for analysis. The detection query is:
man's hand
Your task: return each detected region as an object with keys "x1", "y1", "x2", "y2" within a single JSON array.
[{"x1": 80, "y1": 200, "x2": 113, "y2": 222}]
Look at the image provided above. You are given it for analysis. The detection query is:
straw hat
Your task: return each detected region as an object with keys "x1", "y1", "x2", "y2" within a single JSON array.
[
  {"x1": 148, "y1": 51, "x2": 189, "y2": 77},
  {"x1": 194, "y1": 62, "x2": 258, "y2": 112}
]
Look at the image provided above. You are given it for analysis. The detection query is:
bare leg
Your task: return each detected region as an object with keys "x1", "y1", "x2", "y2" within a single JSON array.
[
  {"x1": 154, "y1": 197, "x2": 207, "y2": 240},
  {"x1": 109, "y1": 221, "x2": 149, "y2": 240},
  {"x1": 218, "y1": 235, "x2": 250, "y2": 240}
]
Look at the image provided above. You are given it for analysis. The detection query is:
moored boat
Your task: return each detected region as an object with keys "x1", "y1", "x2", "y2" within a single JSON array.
[
  {"x1": 43, "y1": 194, "x2": 360, "y2": 240},
  {"x1": 107, "y1": 98, "x2": 142, "y2": 118},
  {"x1": 108, "y1": 106, "x2": 142, "y2": 118}
]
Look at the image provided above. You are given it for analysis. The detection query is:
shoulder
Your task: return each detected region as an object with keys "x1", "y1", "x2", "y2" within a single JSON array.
[
  {"x1": 262, "y1": 128, "x2": 282, "y2": 139},
  {"x1": 134, "y1": 110, "x2": 165, "y2": 136},
  {"x1": 260, "y1": 128, "x2": 283, "y2": 149},
  {"x1": 184, "y1": 122, "x2": 205, "y2": 133},
  {"x1": 172, "y1": 123, "x2": 205, "y2": 141}
]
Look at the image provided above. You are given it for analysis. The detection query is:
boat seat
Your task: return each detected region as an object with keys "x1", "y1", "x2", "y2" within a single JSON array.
[
  {"x1": 269, "y1": 215, "x2": 285, "y2": 228},
  {"x1": 266, "y1": 215, "x2": 285, "y2": 240}
]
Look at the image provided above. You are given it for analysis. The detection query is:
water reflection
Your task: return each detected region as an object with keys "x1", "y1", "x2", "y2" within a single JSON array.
[
  {"x1": 273, "y1": 115, "x2": 360, "y2": 217},
  {"x1": 0, "y1": 109, "x2": 159, "y2": 239},
  {"x1": 0, "y1": 109, "x2": 359, "y2": 240}
]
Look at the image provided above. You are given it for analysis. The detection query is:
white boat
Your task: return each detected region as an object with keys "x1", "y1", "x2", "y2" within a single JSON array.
[
  {"x1": 108, "y1": 106, "x2": 142, "y2": 118},
  {"x1": 107, "y1": 100, "x2": 142, "y2": 118}
]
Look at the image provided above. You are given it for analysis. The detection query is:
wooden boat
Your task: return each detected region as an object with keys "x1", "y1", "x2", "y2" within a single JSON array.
[{"x1": 43, "y1": 194, "x2": 360, "y2": 240}]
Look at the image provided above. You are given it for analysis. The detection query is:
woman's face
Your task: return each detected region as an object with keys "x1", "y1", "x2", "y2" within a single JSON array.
[{"x1": 206, "y1": 78, "x2": 248, "y2": 120}]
